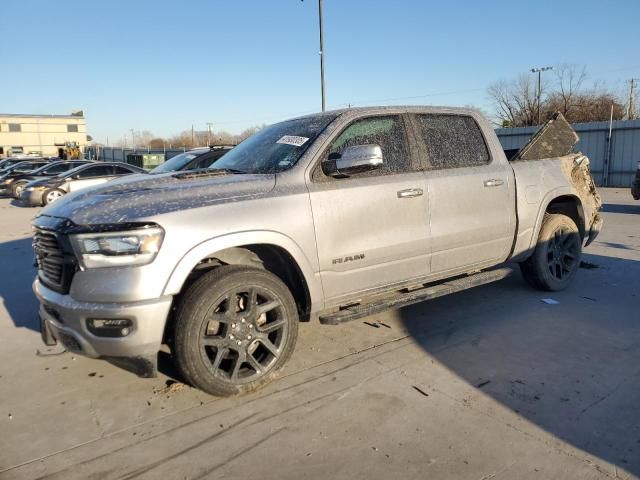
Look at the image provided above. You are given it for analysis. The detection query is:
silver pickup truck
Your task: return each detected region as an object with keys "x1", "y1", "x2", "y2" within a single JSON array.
[{"x1": 33, "y1": 107, "x2": 602, "y2": 396}]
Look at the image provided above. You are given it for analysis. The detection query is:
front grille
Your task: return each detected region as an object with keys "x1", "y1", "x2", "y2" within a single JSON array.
[{"x1": 33, "y1": 229, "x2": 75, "y2": 293}]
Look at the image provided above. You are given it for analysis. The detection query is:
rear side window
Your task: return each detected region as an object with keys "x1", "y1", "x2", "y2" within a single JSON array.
[
  {"x1": 44, "y1": 163, "x2": 71, "y2": 174},
  {"x1": 77, "y1": 165, "x2": 114, "y2": 178},
  {"x1": 114, "y1": 165, "x2": 136, "y2": 175},
  {"x1": 15, "y1": 162, "x2": 42, "y2": 171},
  {"x1": 414, "y1": 114, "x2": 490, "y2": 169},
  {"x1": 327, "y1": 115, "x2": 411, "y2": 176}
]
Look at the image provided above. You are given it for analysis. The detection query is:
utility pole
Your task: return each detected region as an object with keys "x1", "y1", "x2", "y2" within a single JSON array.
[
  {"x1": 129, "y1": 129, "x2": 135, "y2": 149},
  {"x1": 318, "y1": 0, "x2": 326, "y2": 111},
  {"x1": 206, "y1": 122, "x2": 214, "y2": 146},
  {"x1": 530, "y1": 66, "x2": 553, "y2": 125},
  {"x1": 191, "y1": 124, "x2": 195, "y2": 147},
  {"x1": 302, "y1": 0, "x2": 326, "y2": 111},
  {"x1": 627, "y1": 79, "x2": 639, "y2": 120}
]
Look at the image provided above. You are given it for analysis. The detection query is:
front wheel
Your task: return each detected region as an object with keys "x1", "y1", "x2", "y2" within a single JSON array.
[
  {"x1": 173, "y1": 265, "x2": 299, "y2": 396},
  {"x1": 42, "y1": 188, "x2": 65, "y2": 205},
  {"x1": 520, "y1": 213, "x2": 582, "y2": 291}
]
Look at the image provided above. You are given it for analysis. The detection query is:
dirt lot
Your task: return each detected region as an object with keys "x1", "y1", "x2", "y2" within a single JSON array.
[{"x1": 0, "y1": 188, "x2": 638, "y2": 480}]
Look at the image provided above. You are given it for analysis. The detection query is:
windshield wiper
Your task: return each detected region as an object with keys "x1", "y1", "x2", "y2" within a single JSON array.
[
  {"x1": 208, "y1": 168, "x2": 247, "y2": 174},
  {"x1": 172, "y1": 168, "x2": 245, "y2": 180}
]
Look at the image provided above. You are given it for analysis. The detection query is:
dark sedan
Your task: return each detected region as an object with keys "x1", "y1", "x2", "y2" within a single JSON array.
[
  {"x1": 149, "y1": 145, "x2": 233, "y2": 174},
  {"x1": 7, "y1": 160, "x2": 92, "y2": 198},
  {"x1": 0, "y1": 160, "x2": 51, "y2": 195}
]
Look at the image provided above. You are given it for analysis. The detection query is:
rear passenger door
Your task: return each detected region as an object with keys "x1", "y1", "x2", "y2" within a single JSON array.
[
  {"x1": 410, "y1": 113, "x2": 515, "y2": 275},
  {"x1": 68, "y1": 165, "x2": 115, "y2": 192},
  {"x1": 308, "y1": 114, "x2": 430, "y2": 303}
]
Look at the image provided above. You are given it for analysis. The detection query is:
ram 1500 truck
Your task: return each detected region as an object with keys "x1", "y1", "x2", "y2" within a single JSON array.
[{"x1": 32, "y1": 107, "x2": 602, "y2": 396}]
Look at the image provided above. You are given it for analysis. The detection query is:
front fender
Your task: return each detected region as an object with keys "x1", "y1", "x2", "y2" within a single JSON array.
[{"x1": 162, "y1": 230, "x2": 324, "y2": 311}]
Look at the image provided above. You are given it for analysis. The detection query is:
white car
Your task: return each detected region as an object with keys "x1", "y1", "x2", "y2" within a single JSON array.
[{"x1": 21, "y1": 162, "x2": 146, "y2": 206}]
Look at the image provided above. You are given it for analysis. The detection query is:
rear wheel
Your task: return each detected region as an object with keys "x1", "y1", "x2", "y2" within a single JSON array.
[
  {"x1": 520, "y1": 213, "x2": 582, "y2": 291},
  {"x1": 12, "y1": 181, "x2": 27, "y2": 198},
  {"x1": 42, "y1": 188, "x2": 65, "y2": 205},
  {"x1": 173, "y1": 265, "x2": 299, "y2": 396}
]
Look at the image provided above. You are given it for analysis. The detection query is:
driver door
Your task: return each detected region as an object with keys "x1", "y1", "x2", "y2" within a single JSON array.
[{"x1": 307, "y1": 114, "x2": 430, "y2": 304}]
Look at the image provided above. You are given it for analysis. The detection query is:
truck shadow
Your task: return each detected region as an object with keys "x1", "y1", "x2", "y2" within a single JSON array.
[
  {"x1": 601, "y1": 202, "x2": 640, "y2": 215},
  {"x1": 0, "y1": 237, "x2": 39, "y2": 331},
  {"x1": 398, "y1": 253, "x2": 640, "y2": 477}
]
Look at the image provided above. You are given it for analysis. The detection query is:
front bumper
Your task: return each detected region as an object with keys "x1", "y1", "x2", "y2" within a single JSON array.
[
  {"x1": 20, "y1": 187, "x2": 46, "y2": 206},
  {"x1": 632, "y1": 179, "x2": 640, "y2": 200},
  {"x1": 34, "y1": 278, "x2": 173, "y2": 377}
]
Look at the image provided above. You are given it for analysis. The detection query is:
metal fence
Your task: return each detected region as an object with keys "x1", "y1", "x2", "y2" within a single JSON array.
[
  {"x1": 90, "y1": 121, "x2": 640, "y2": 188},
  {"x1": 496, "y1": 119, "x2": 640, "y2": 187},
  {"x1": 89, "y1": 147, "x2": 190, "y2": 162}
]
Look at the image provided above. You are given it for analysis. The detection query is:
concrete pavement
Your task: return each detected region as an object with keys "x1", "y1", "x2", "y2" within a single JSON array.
[{"x1": 0, "y1": 189, "x2": 638, "y2": 479}]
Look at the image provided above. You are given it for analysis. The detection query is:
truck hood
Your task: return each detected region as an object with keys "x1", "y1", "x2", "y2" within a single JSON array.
[{"x1": 41, "y1": 171, "x2": 276, "y2": 225}]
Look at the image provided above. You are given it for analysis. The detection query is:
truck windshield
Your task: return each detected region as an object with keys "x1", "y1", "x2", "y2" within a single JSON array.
[{"x1": 211, "y1": 113, "x2": 338, "y2": 174}]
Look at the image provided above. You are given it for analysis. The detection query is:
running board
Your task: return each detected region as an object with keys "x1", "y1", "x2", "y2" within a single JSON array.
[{"x1": 319, "y1": 268, "x2": 512, "y2": 325}]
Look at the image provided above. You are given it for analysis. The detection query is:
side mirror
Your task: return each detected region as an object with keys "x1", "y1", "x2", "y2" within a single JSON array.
[{"x1": 322, "y1": 144, "x2": 384, "y2": 177}]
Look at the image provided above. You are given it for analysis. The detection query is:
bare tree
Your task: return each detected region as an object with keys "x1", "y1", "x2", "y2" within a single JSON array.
[
  {"x1": 489, "y1": 65, "x2": 626, "y2": 127},
  {"x1": 551, "y1": 64, "x2": 587, "y2": 119},
  {"x1": 487, "y1": 75, "x2": 538, "y2": 127}
]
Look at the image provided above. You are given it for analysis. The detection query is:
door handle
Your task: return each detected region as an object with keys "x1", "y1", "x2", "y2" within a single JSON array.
[
  {"x1": 483, "y1": 179, "x2": 504, "y2": 187},
  {"x1": 397, "y1": 188, "x2": 423, "y2": 198}
]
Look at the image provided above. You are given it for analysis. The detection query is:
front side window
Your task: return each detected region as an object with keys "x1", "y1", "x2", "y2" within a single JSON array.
[
  {"x1": 325, "y1": 115, "x2": 411, "y2": 176},
  {"x1": 414, "y1": 114, "x2": 490, "y2": 169}
]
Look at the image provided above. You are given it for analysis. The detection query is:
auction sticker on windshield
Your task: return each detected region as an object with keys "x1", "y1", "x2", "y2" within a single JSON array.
[{"x1": 276, "y1": 135, "x2": 309, "y2": 147}]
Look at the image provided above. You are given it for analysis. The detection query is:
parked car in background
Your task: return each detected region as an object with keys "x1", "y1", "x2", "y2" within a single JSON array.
[
  {"x1": 632, "y1": 162, "x2": 640, "y2": 200},
  {"x1": 21, "y1": 162, "x2": 146, "y2": 206},
  {"x1": 0, "y1": 157, "x2": 40, "y2": 172},
  {"x1": 32, "y1": 107, "x2": 601, "y2": 396},
  {"x1": 0, "y1": 160, "x2": 51, "y2": 195},
  {"x1": 7, "y1": 160, "x2": 93, "y2": 198},
  {"x1": 149, "y1": 146, "x2": 233, "y2": 174}
]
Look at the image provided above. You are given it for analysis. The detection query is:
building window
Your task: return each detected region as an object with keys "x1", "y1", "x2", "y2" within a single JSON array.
[
  {"x1": 67, "y1": 124, "x2": 79, "y2": 132},
  {"x1": 8, "y1": 123, "x2": 21, "y2": 132}
]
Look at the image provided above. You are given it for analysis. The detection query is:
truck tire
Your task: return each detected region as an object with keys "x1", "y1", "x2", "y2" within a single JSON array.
[
  {"x1": 520, "y1": 213, "x2": 582, "y2": 291},
  {"x1": 173, "y1": 265, "x2": 299, "y2": 396}
]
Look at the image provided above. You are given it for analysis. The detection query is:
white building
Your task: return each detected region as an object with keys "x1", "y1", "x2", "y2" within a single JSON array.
[{"x1": 0, "y1": 111, "x2": 88, "y2": 158}]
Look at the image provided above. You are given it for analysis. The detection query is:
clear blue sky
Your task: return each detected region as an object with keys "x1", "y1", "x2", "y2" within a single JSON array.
[{"x1": 3, "y1": 0, "x2": 639, "y2": 143}]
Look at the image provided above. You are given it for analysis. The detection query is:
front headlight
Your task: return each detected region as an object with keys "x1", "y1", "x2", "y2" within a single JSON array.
[{"x1": 70, "y1": 227, "x2": 164, "y2": 268}]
